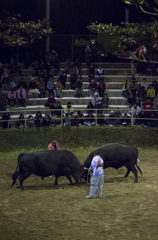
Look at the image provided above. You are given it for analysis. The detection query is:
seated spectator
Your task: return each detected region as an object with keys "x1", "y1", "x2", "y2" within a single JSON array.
[
  {"x1": 137, "y1": 86, "x2": 145, "y2": 100},
  {"x1": 17, "y1": 78, "x2": 27, "y2": 92},
  {"x1": 86, "y1": 101, "x2": 94, "y2": 114},
  {"x1": 88, "y1": 79, "x2": 98, "y2": 97},
  {"x1": 152, "y1": 105, "x2": 158, "y2": 127},
  {"x1": 51, "y1": 111, "x2": 58, "y2": 126},
  {"x1": 71, "y1": 111, "x2": 83, "y2": 126},
  {"x1": 97, "y1": 79, "x2": 106, "y2": 97},
  {"x1": 59, "y1": 71, "x2": 67, "y2": 89},
  {"x1": 63, "y1": 113, "x2": 72, "y2": 126},
  {"x1": 106, "y1": 111, "x2": 116, "y2": 126},
  {"x1": 142, "y1": 97, "x2": 154, "y2": 118},
  {"x1": 84, "y1": 111, "x2": 95, "y2": 126},
  {"x1": 43, "y1": 114, "x2": 51, "y2": 127},
  {"x1": 55, "y1": 101, "x2": 63, "y2": 117},
  {"x1": 35, "y1": 111, "x2": 43, "y2": 127},
  {"x1": 140, "y1": 78, "x2": 148, "y2": 94},
  {"x1": 0, "y1": 94, "x2": 7, "y2": 111},
  {"x1": 55, "y1": 79, "x2": 63, "y2": 98},
  {"x1": 122, "y1": 78, "x2": 130, "y2": 98},
  {"x1": 92, "y1": 92, "x2": 102, "y2": 109},
  {"x1": 64, "y1": 58, "x2": 73, "y2": 74},
  {"x1": 97, "y1": 66, "x2": 104, "y2": 81},
  {"x1": 70, "y1": 68, "x2": 77, "y2": 89},
  {"x1": 130, "y1": 77, "x2": 138, "y2": 97},
  {"x1": 2, "y1": 112, "x2": 11, "y2": 128},
  {"x1": 102, "y1": 93, "x2": 109, "y2": 110},
  {"x1": 45, "y1": 58, "x2": 51, "y2": 74},
  {"x1": 17, "y1": 86, "x2": 26, "y2": 107},
  {"x1": 130, "y1": 103, "x2": 141, "y2": 117},
  {"x1": 113, "y1": 108, "x2": 122, "y2": 125},
  {"x1": 37, "y1": 78, "x2": 46, "y2": 98},
  {"x1": 97, "y1": 110, "x2": 105, "y2": 126},
  {"x1": 16, "y1": 114, "x2": 25, "y2": 128},
  {"x1": 45, "y1": 94, "x2": 56, "y2": 108},
  {"x1": 9, "y1": 79, "x2": 16, "y2": 90},
  {"x1": 33, "y1": 60, "x2": 39, "y2": 76},
  {"x1": 53, "y1": 57, "x2": 60, "y2": 76},
  {"x1": 127, "y1": 93, "x2": 136, "y2": 108},
  {"x1": 152, "y1": 80, "x2": 158, "y2": 97},
  {"x1": 135, "y1": 96, "x2": 141, "y2": 108},
  {"x1": 1, "y1": 67, "x2": 9, "y2": 82},
  {"x1": 147, "y1": 84, "x2": 155, "y2": 102},
  {"x1": 27, "y1": 115, "x2": 35, "y2": 128},
  {"x1": 74, "y1": 78, "x2": 83, "y2": 97},
  {"x1": 88, "y1": 64, "x2": 95, "y2": 81},
  {"x1": 46, "y1": 76, "x2": 55, "y2": 96},
  {"x1": 74, "y1": 58, "x2": 81, "y2": 73},
  {"x1": 7, "y1": 90, "x2": 17, "y2": 106},
  {"x1": 121, "y1": 113, "x2": 131, "y2": 126},
  {"x1": 28, "y1": 78, "x2": 40, "y2": 97},
  {"x1": 136, "y1": 111, "x2": 147, "y2": 127},
  {"x1": 64, "y1": 102, "x2": 74, "y2": 115}
]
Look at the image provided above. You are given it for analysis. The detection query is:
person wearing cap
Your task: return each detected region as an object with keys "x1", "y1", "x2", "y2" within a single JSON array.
[
  {"x1": 48, "y1": 136, "x2": 60, "y2": 150},
  {"x1": 86, "y1": 150, "x2": 104, "y2": 199}
]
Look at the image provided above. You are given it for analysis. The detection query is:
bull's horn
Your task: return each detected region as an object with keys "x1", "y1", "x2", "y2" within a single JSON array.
[{"x1": 84, "y1": 167, "x2": 88, "y2": 170}]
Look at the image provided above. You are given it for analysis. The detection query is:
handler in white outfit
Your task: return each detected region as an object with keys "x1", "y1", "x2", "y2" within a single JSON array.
[{"x1": 86, "y1": 150, "x2": 104, "y2": 199}]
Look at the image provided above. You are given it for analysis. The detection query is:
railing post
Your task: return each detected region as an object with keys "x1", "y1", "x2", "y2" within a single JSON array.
[
  {"x1": 95, "y1": 109, "x2": 97, "y2": 125},
  {"x1": 131, "y1": 111, "x2": 133, "y2": 126},
  {"x1": 61, "y1": 109, "x2": 63, "y2": 126},
  {"x1": 25, "y1": 110, "x2": 27, "y2": 128}
]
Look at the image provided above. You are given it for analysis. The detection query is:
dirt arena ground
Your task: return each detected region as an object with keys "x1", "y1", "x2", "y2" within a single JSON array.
[{"x1": 0, "y1": 148, "x2": 158, "y2": 240}]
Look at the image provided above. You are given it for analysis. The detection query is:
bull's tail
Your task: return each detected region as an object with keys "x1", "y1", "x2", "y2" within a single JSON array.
[
  {"x1": 11, "y1": 153, "x2": 24, "y2": 187},
  {"x1": 136, "y1": 163, "x2": 142, "y2": 175}
]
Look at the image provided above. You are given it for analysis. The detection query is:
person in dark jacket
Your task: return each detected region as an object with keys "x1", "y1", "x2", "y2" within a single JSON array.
[
  {"x1": 45, "y1": 94, "x2": 56, "y2": 108},
  {"x1": 127, "y1": 93, "x2": 136, "y2": 108},
  {"x1": 0, "y1": 94, "x2": 7, "y2": 111},
  {"x1": 74, "y1": 78, "x2": 83, "y2": 97},
  {"x1": 59, "y1": 71, "x2": 67, "y2": 89}
]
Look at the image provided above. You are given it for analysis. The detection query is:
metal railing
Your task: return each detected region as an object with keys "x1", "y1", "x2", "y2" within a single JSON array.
[{"x1": 0, "y1": 108, "x2": 158, "y2": 128}]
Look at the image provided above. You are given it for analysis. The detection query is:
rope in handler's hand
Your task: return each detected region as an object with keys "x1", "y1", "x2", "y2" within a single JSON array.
[{"x1": 84, "y1": 167, "x2": 92, "y2": 184}]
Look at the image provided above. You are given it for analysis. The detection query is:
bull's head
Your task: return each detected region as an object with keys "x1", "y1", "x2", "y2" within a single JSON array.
[{"x1": 71, "y1": 164, "x2": 85, "y2": 183}]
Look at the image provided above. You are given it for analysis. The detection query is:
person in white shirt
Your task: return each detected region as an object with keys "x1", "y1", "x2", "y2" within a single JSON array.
[
  {"x1": 86, "y1": 150, "x2": 104, "y2": 199},
  {"x1": 141, "y1": 78, "x2": 149, "y2": 92}
]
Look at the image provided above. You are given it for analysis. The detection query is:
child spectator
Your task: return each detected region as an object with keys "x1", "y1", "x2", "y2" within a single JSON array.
[{"x1": 46, "y1": 76, "x2": 55, "y2": 96}]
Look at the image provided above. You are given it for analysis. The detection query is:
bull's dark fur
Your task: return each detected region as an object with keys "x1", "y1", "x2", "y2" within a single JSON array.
[
  {"x1": 12, "y1": 150, "x2": 84, "y2": 190},
  {"x1": 84, "y1": 143, "x2": 142, "y2": 183}
]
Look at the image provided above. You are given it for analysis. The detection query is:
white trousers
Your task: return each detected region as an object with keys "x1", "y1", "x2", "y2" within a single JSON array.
[{"x1": 88, "y1": 175, "x2": 104, "y2": 198}]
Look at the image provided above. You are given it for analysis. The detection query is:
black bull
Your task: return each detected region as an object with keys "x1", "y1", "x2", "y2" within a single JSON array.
[
  {"x1": 12, "y1": 150, "x2": 85, "y2": 190},
  {"x1": 84, "y1": 143, "x2": 142, "y2": 183}
]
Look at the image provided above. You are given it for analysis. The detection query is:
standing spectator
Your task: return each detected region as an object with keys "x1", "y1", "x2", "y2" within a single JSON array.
[
  {"x1": 55, "y1": 79, "x2": 63, "y2": 98},
  {"x1": 16, "y1": 114, "x2": 25, "y2": 128},
  {"x1": 35, "y1": 111, "x2": 43, "y2": 127},
  {"x1": 147, "y1": 84, "x2": 155, "y2": 102},
  {"x1": 7, "y1": 90, "x2": 17, "y2": 106},
  {"x1": 48, "y1": 136, "x2": 60, "y2": 150},
  {"x1": 47, "y1": 77, "x2": 55, "y2": 96},
  {"x1": 28, "y1": 78, "x2": 40, "y2": 97},
  {"x1": 86, "y1": 150, "x2": 104, "y2": 199},
  {"x1": 64, "y1": 102, "x2": 74, "y2": 115},
  {"x1": 97, "y1": 66, "x2": 104, "y2": 81},
  {"x1": 127, "y1": 93, "x2": 136, "y2": 108},
  {"x1": 64, "y1": 58, "x2": 73, "y2": 74},
  {"x1": 45, "y1": 94, "x2": 56, "y2": 108},
  {"x1": 97, "y1": 79, "x2": 106, "y2": 97},
  {"x1": 59, "y1": 71, "x2": 67, "y2": 89},
  {"x1": 74, "y1": 78, "x2": 83, "y2": 97},
  {"x1": 0, "y1": 94, "x2": 7, "y2": 110},
  {"x1": 17, "y1": 86, "x2": 26, "y2": 107},
  {"x1": 88, "y1": 79, "x2": 98, "y2": 97},
  {"x1": 152, "y1": 80, "x2": 158, "y2": 97},
  {"x1": 37, "y1": 78, "x2": 46, "y2": 98}
]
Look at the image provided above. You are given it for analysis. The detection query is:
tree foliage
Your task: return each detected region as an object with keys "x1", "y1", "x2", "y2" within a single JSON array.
[{"x1": 0, "y1": 11, "x2": 52, "y2": 47}]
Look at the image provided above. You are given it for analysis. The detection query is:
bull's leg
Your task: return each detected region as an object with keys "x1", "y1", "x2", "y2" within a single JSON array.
[
  {"x1": 19, "y1": 172, "x2": 32, "y2": 190},
  {"x1": 124, "y1": 166, "x2": 131, "y2": 178},
  {"x1": 130, "y1": 165, "x2": 138, "y2": 183},
  {"x1": 65, "y1": 175, "x2": 73, "y2": 185},
  {"x1": 54, "y1": 173, "x2": 59, "y2": 185},
  {"x1": 12, "y1": 170, "x2": 21, "y2": 186}
]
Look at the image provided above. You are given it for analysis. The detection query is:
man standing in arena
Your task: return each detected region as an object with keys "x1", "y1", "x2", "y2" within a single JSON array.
[
  {"x1": 48, "y1": 136, "x2": 60, "y2": 150},
  {"x1": 86, "y1": 150, "x2": 104, "y2": 199}
]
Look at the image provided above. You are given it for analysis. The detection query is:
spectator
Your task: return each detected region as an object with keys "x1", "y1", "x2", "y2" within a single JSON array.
[
  {"x1": 7, "y1": 90, "x2": 17, "y2": 106},
  {"x1": 86, "y1": 101, "x2": 94, "y2": 114},
  {"x1": 97, "y1": 66, "x2": 104, "y2": 81},
  {"x1": 137, "y1": 61, "x2": 147, "y2": 75},
  {"x1": 130, "y1": 103, "x2": 141, "y2": 117},
  {"x1": 88, "y1": 79, "x2": 98, "y2": 97},
  {"x1": 46, "y1": 76, "x2": 55, "y2": 96},
  {"x1": 17, "y1": 78, "x2": 27, "y2": 92},
  {"x1": 106, "y1": 111, "x2": 116, "y2": 126},
  {"x1": 113, "y1": 108, "x2": 122, "y2": 125},
  {"x1": 9, "y1": 79, "x2": 16, "y2": 90},
  {"x1": 72, "y1": 111, "x2": 83, "y2": 126},
  {"x1": 63, "y1": 113, "x2": 72, "y2": 126},
  {"x1": 152, "y1": 105, "x2": 158, "y2": 127},
  {"x1": 137, "y1": 86, "x2": 145, "y2": 100},
  {"x1": 130, "y1": 77, "x2": 138, "y2": 97},
  {"x1": 55, "y1": 101, "x2": 63, "y2": 118},
  {"x1": 37, "y1": 78, "x2": 46, "y2": 98},
  {"x1": 102, "y1": 93, "x2": 109, "y2": 110},
  {"x1": 74, "y1": 58, "x2": 81, "y2": 74},
  {"x1": 70, "y1": 68, "x2": 77, "y2": 89},
  {"x1": 48, "y1": 136, "x2": 60, "y2": 150},
  {"x1": 1, "y1": 67, "x2": 9, "y2": 82},
  {"x1": 45, "y1": 94, "x2": 56, "y2": 108},
  {"x1": 122, "y1": 78, "x2": 130, "y2": 98},
  {"x1": 28, "y1": 78, "x2": 40, "y2": 97},
  {"x1": 2, "y1": 112, "x2": 11, "y2": 128},
  {"x1": 27, "y1": 115, "x2": 35, "y2": 128},
  {"x1": 121, "y1": 113, "x2": 131, "y2": 126},
  {"x1": 74, "y1": 78, "x2": 83, "y2": 97},
  {"x1": 92, "y1": 92, "x2": 102, "y2": 109},
  {"x1": 35, "y1": 111, "x2": 43, "y2": 127},
  {"x1": 152, "y1": 80, "x2": 158, "y2": 97},
  {"x1": 84, "y1": 111, "x2": 95, "y2": 126},
  {"x1": 64, "y1": 102, "x2": 74, "y2": 115},
  {"x1": 142, "y1": 97, "x2": 154, "y2": 118},
  {"x1": 45, "y1": 58, "x2": 51, "y2": 74},
  {"x1": 88, "y1": 64, "x2": 95, "y2": 82},
  {"x1": 51, "y1": 111, "x2": 58, "y2": 126},
  {"x1": 97, "y1": 110, "x2": 105, "y2": 126},
  {"x1": 64, "y1": 58, "x2": 73, "y2": 74},
  {"x1": 127, "y1": 93, "x2": 136, "y2": 108},
  {"x1": 16, "y1": 114, "x2": 25, "y2": 128},
  {"x1": 136, "y1": 111, "x2": 147, "y2": 127},
  {"x1": 85, "y1": 44, "x2": 91, "y2": 61},
  {"x1": 147, "y1": 84, "x2": 155, "y2": 101},
  {"x1": 43, "y1": 114, "x2": 51, "y2": 127},
  {"x1": 55, "y1": 79, "x2": 63, "y2": 98},
  {"x1": 17, "y1": 86, "x2": 26, "y2": 107},
  {"x1": 141, "y1": 78, "x2": 148, "y2": 93},
  {"x1": 0, "y1": 94, "x2": 7, "y2": 111},
  {"x1": 135, "y1": 96, "x2": 141, "y2": 108},
  {"x1": 59, "y1": 71, "x2": 67, "y2": 90},
  {"x1": 53, "y1": 57, "x2": 60, "y2": 76},
  {"x1": 97, "y1": 79, "x2": 106, "y2": 97}
]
